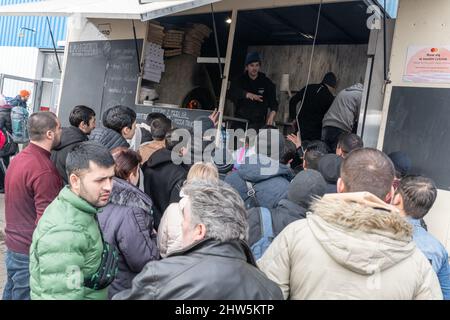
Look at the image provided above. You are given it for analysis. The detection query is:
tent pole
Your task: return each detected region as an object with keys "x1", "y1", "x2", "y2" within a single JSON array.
[{"x1": 215, "y1": 9, "x2": 237, "y2": 146}]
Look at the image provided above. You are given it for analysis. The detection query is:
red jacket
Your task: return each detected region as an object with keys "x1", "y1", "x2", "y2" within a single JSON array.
[{"x1": 5, "y1": 143, "x2": 63, "y2": 254}]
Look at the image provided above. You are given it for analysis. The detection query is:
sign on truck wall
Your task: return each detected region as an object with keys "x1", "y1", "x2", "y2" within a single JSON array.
[{"x1": 404, "y1": 46, "x2": 450, "y2": 83}]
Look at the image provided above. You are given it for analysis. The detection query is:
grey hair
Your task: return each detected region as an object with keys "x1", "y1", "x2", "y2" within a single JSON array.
[{"x1": 181, "y1": 181, "x2": 249, "y2": 243}]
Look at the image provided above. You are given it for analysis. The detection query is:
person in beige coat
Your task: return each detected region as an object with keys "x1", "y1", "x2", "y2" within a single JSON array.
[
  {"x1": 157, "y1": 162, "x2": 219, "y2": 258},
  {"x1": 258, "y1": 148, "x2": 443, "y2": 300}
]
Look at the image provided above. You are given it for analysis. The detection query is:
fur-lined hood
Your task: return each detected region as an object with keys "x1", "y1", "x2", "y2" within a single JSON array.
[
  {"x1": 110, "y1": 177, "x2": 153, "y2": 214},
  {"x1": 308, "y1": 193, "x2": 415, "y2": 275}
]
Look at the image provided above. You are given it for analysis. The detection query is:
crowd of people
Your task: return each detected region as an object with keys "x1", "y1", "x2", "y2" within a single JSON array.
[{"x1": 0, "y1": 60, "x2": 449, "y2": 300}]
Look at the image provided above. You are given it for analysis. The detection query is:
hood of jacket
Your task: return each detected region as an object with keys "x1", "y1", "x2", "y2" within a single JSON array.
[
  {"x1": 345, "y1": 83, "x2": 364, "y2": 93},
  {"x1": 54, "y1": 126, "x2": 88, "y2": 151},
  {"x1": 109, "y1": 177, "x2": 153, "y2": 213},
  {"x1": 275, "y1": 199, "x2": 307, "y2": 219},
  {"x1": 89, "y1": 127, "x2": 129, "y2": 151},
  {"x1": 238, "y1": 155, "x2": 294, "y2": 183},
  {"x1": 308, "y1": 193, "x2": 415, "y2": 275},
  {"x1": 318, "y1": 154, "x2": 342, "y2": 184}
]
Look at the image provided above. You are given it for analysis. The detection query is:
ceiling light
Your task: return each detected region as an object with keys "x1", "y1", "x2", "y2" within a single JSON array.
[
  {"x1": 226, "y1": 18, "x2": 232, "y2": 24},
  {"x1": 300, "y1": 32, "x2": 314, "y2": 39}
]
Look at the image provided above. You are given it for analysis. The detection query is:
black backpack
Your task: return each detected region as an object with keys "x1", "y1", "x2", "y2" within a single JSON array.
[{"x1": 0, "y1": 130, "x2": 18, "y2": 158}]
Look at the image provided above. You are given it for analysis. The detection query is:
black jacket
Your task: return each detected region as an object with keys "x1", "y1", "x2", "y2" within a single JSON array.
[
  {"x1": 143, "y1": 148, "x2": 189, "y2": 228},
  {"x1": 0, "y1": 105, "x2": 12, "y2": 133},
  {"x1": 289, "y1": 83, "x2": 335, "y2": 141},
  {"x1": 51, "y1": 127, "x2": 88, "y2": 184},
  {"x1": 98, "y1": 178, "x2": 159, "y2": 299},
  {"x1": 112, "y1": 239, "x2": 283, "y2": 300},
  {"x1": 247, "y1": 199, "x2": 307, "y2": 246},
  {"x1": 229, "y1": 72, "x2": 278, "y2": 129},
  {"x1": 89, "y1": 127, "x2": 129, "y2": 151}
]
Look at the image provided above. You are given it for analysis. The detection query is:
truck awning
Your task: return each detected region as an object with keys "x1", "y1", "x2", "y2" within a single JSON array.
[{"x1": 0, "y1": 0, "x2": 221, "y2": 21}]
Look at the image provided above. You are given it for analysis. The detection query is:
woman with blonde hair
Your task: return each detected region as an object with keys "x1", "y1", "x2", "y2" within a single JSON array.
[{"x1": 158, "y1": 162, "x2": 219, "y2": 257}]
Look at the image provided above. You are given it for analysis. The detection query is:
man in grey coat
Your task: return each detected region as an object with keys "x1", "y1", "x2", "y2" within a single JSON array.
[
  {"x1": 322, "y1": 83, "x2": 364, "y2": 152},
  {"x1": 113, "y1": 181, "x2": 283, "y2": 300}
]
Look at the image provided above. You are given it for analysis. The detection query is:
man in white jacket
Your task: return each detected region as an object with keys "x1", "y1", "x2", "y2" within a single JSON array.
[{"x1": 258, "y1": 148, "x2": 443, "y2": 300}]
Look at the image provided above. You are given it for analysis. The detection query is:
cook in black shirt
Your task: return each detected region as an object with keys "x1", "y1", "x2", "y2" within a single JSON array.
[{"x1": 229, "y1": 52, "x2": 278, "y2": 131}]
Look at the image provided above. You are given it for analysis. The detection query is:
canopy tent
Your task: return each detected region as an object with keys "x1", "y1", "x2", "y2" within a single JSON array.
[{"x1": 0, "y1": 0, "x2": 221, "y2": 21}]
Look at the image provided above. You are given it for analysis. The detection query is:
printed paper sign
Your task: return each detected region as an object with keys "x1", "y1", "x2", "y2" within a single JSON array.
[{"x1": 404, "y1": 46, "x2": 450, "y2": 83}]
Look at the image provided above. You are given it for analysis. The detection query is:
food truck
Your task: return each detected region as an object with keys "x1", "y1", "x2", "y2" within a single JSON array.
[{"x1": 0, "y1": 0, "x2": 449, "y2": 251}]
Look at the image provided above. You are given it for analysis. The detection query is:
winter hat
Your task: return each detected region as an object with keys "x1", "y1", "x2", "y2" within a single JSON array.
[
  {"x1": 388, "y1": 151, "x2": 412, "y2": 178},
  {"x1": 322, "y1": 72, "x2": 337, "y2": 88},
  {"x1": 256, "y1": 128, "x2": 285, "y2": 161},
  {"x1": 318, "y1": 154, "x2": 343, "y2": 184},
  {"x1": 245, "y1": 52, "x2": 261, "y2": 66},
  {"x1": 20, "y1": 90, "x2": 30, "y2": 98},
  {"x1": 288, "y1": 169, "x2": 327, "y2": 208}
]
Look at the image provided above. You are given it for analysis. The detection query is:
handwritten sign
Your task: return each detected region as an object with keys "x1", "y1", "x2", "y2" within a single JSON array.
[{"x1": 136, "y1": 105, "x2": 212, "y2": 129}]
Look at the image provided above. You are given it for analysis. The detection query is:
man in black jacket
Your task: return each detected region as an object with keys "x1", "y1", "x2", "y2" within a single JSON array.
[
  {"x1": 89, "y1": 105, "x2": 136, "y2": 151},
  {"x1": 113, "y1": 181, "x2": 283, "y2": 300},
  {"x1": 143, "y1": 129, "x2": 190, "y2": 229},
  {"x1": 229, "y1": 52, "x2": 278, "y2": 131},
  {"x1": 289, "y1": 72, "x2": 337, "y2": 141},
  {"x1": 51, "y1": 105, "x2": 96, "y2": 184}
]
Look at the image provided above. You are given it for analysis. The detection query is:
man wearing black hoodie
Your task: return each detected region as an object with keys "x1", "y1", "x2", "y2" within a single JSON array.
[
  {"x1": 229, "y1": 52, "x2": 278, "y2": 131},
  {"x1": 51, "y1": 105, "x2": 96, "y2": 184},
  {"x1": 289, "y1": 72, "x2": 337, "y2": 141}
]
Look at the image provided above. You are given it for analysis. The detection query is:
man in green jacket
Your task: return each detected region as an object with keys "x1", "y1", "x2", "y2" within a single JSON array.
[{"x1": 29, "y1": 141, "x2": 116, "y2": 300}]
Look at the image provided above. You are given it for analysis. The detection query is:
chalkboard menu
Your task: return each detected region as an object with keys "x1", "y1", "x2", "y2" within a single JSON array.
[
  {"x1": 383, "y1": 86, "x2": 450, "y2": 191},
  {"x1": 59, "y1": 39, "x2": 142, "y2": 126},
  {"x1": 135, "y1": 105, "x2": 212, "y2": 129}
]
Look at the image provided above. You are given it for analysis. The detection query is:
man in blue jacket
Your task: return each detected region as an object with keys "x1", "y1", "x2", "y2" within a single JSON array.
[{"x1": 393, "y1": 175, "x2": 450, "y2": 300}]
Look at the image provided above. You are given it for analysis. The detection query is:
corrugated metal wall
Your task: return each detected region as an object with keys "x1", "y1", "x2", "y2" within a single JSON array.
[{"x1": 0, "y1": 0, "x2": 67, "y2": 48}]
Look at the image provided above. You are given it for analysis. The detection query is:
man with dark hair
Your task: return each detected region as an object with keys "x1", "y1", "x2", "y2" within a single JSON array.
[
  {"x1": 259, "y1": 148, "x2": 442, "y2": 300},
  {"x1": 29, "y1": 142, "x2": 117, "y2": 300},
  {"x1": 229, "y1": 52, "x2": 278, "y2": 131},
  {"x1": 336, "y1": 133, "x2": 364, "y2": 158},
  {"x1": 114, "y1": 181, "x2": 283, "y2": 300},
  {"x1": 139, "y1": 117, "x2": 172, "y2": 164},
  {"x1": 141, "y1": 112, "x2": 168, "y2": 144},
  {"x1": 129, "y1": 112, "x2": 169, "y2": 151},
  {"x1": 143, "y1": 129, "x2": 190, "y2": 229},
  {"x1": 51, "y1": 105, "x2": 96, "y2": 184},
  {"x1": 289, "y1": 72, "x2": 337, "y2": 141},
  {"x1": 90, "y1": 105, "x2": 136, "y2": 150},
  {"x1": 3, "y1": 112, "x2": 63, "y2": 300},
  {"x1": 338, "y1": 148, "x2": 393, "y2": 200},
  {"x1": 69, "y1": 105, "x2": 96, "y2": 134},
  {"x1": 302, "y1": 140, "x2": 329, "y2": 171},
  {"x1": 393, "y1": 175, "x2": 450, "y2": 300}
]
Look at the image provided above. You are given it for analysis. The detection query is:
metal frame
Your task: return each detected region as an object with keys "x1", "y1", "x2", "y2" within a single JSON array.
[
  {"x1": 0, "y1": 73, "x2": 39, "y2": 112},
  {"x1": 0, "y1": 73, "x2": 60, "y2": 113}
]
